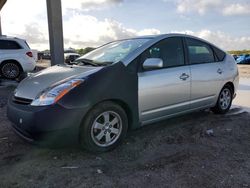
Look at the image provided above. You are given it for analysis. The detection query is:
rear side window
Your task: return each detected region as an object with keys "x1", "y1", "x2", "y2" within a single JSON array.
[
  {"x1": 212, "y1": 46, "x2": 226, "y2": 61},
  {"x1": 186, "y1": 38, "x2": 215, "y2": 64},
  {"x1": 0, "y1": 40, "x2": 22, "y2": 50},
  {"x1": 142, "y1": 37, "x2": 185, "y2": 68}
]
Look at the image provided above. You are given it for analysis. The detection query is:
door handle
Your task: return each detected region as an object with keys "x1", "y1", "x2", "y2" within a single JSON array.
[
  {"x1": 179, "y1": 73, "x2": 189, "y2": 80},
  {"x1": 217, "y1": 68, "x2": 223, "y2": 74}
]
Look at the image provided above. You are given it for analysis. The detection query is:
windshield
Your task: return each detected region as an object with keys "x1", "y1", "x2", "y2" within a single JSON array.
[{"x1": 74, "y1": 38, "x2": 150, "y2": 66}]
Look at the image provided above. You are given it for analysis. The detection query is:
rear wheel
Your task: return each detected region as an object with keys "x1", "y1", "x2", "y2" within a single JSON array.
[
  {"x1": 80, "y1": 101, "x2": 128, "y2": 152},
  {"x1": 211, "y1": 85, "x2": 233, "y2": 114},
  {"x1": 0, "y1": 62, "x2": 21, "y2": 79}
]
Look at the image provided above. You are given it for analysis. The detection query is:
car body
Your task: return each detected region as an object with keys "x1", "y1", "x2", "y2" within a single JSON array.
[
  {"x1": 64, "y1": 53, "x2": 80, "y2": 65},
  {"x1": 236, "y1": 54, "x2": 250, "y2": 64},
  {"x1": 7, "y1": 34, "x2": 239, "y2": 152},
  {"x1": 0, "y1": 36, "x2": 36, "y2": 79}
]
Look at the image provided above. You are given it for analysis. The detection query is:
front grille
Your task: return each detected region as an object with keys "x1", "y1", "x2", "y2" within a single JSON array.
[{"x1": 13, "y1": 96, "x2": 32, "y2": 105}]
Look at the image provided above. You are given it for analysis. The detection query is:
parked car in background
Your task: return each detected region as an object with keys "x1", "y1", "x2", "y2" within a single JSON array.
[
  {"x1": 236, "y1": 54, "x2": 250, "y2": 64},
  {"x1": 64, "y1": 53, "x2": 80, "y2": 65},
  {"x1": 0, "y1": 36, "x2": 36, "y2": 79},
  {"x1": 31, "y1": 50, "x2": 38, "y2": 62},
  {"x1": 7, "y1": 34, "x2": 239, "y2": 152}
]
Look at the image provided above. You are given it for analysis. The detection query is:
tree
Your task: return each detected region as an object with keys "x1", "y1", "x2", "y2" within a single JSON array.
[{"x1": 76, "y1": 47, "x2": 96, "y2": 55}]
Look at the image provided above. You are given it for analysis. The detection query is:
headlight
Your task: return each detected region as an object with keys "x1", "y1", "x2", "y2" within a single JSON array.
[{"x1": 31, "y1": 78, "x2": 84, "y2": 106}]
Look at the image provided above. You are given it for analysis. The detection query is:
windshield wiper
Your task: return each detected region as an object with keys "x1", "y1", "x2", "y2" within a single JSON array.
[
  {"x1": 73, "y1": 59, "x2": 113, "y2": 67},
  {"x1": 97, "y1": 61, "x2": 113, "y2": 66},
  {"x1": 73, "y1": 58, "x2": 101, "y2": 67}
]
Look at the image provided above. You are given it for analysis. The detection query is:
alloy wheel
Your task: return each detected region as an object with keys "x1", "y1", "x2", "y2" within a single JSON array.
[
  {"x1": 1, "y1": 63, "x2": 20, "y2": 79},
  {"x1": 91, "y1": 111, "x2": 122, "y2": 147},
  {"x1": 219, "y1": 88, "x2": 232, "y2": 110}
]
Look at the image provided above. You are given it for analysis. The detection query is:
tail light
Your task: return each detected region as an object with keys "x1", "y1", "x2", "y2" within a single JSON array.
[{"x1": 26, "y1": 51, "x2": 33, "y2": 58}]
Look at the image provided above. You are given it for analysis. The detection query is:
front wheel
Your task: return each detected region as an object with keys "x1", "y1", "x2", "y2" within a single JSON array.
[
  {"x1": 80, "y1": 101, "x2": 128, "y2": 152},
  {"x1": 211, "y1": 85, "x2": 233, "y2": 114}
]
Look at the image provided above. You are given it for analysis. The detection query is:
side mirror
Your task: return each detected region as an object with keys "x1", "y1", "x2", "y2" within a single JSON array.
[{"x1": 143, "y1": 58, "x2": 163, "y2": 70}]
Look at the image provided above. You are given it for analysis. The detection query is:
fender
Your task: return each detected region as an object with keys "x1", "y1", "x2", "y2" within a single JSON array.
[{"x1": 60, "y1": 62, "x2": 140, "y2": 130}]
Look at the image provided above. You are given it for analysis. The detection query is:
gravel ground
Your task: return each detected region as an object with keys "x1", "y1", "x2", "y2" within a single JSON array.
[
  {"x1": 238, "y1": 65, "x2": 250, "y2": 78},
  {"x1": 0, "y1": 64, "x2": 250, "y2": 188}
]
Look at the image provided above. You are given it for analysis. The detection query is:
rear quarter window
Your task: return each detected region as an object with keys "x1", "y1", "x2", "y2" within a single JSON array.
[
  {"x1": 0, "y1": 40, "x2": 22, "y2": 50},
  {"x1": 212, "y1": 46, "x2": 226, "y2": 61}
]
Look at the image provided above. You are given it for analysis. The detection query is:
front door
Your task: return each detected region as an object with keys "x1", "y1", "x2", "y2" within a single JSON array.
[{"x1": 138, "y1": 37, "x2": 191, "y2": 124}]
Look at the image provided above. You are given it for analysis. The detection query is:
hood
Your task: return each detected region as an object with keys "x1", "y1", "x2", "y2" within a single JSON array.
[{"x1": 15, "y1": 65, "x2": 103, "y2": 100}]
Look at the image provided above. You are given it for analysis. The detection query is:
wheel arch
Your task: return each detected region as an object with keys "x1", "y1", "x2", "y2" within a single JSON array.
[
  {"x1": 81, "y1": 99, "x2": 136, "y2": 131},
  {"x1": 107, "y1": 99, "x2": 134, "y2": 130},
  {"x1": 0, "y1": 59, "x2": 24, "y2": 72},
  {"x1": 223, "y1": 81, "x2": 235, "y2": 94}
]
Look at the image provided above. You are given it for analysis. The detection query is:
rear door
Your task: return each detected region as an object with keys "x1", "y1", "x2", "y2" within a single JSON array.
[
  {"x1": 185, "y1": 37, "x2": 225, "y2": 109},
  {"x1": 138, "y1": 37, "x2": 191, "y2": 124}
]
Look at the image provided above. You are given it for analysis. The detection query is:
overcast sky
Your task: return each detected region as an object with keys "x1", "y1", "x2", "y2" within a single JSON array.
[{"x1": 1, "y1": 0, "x2": 250, "y2": 50}]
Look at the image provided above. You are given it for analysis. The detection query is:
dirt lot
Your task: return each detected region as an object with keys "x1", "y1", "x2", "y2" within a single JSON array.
[
  {"x1": 238, "y1": 64, "x2": 250, "y2": 78},
  {"x1": 0, "y1": 64, "x2": 250, "y2": 188}
]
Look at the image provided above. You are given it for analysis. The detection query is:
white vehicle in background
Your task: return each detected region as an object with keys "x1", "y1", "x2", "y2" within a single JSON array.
[
  {"x1": 64, "y1": 52, "x2": 80, "y2": 65},
  {"x1": 31, "y1": 49, "x2": 38, "y2": 62},
  {"x1": 0, "y1": 36, "x2": 36, "y2": 79}
]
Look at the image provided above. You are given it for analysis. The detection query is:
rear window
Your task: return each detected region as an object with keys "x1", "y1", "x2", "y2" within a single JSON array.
[
  {"x1": 0, "y1": 40, "x2": 22, "y2": 50},
  {"x1": 212, "y1": 46, "x2": 226, "y2": 61}
]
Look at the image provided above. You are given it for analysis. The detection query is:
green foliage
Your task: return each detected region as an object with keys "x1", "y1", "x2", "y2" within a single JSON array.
[
  {"x1": 228, "y1": 50, "x2": 250, "y2": 55},
  {"x1": 76, "y1": 47, "x2": 96, "y2": 55}
]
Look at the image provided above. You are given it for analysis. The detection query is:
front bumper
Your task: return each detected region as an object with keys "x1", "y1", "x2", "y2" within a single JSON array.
[{"x1": 7, "y1": 95, "x2": 86, "y2": 145}]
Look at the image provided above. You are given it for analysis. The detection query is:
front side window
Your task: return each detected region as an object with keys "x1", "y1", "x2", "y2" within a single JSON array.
[
  {"x1": 0, "y1": 40, "x2": 21, "y2": 50},
  {"x1": 141, "y1": 37, "x2": 185, "y2": 69},
  {"x1": 186, "y1": 38, "x2": 215, "y2": 64}
]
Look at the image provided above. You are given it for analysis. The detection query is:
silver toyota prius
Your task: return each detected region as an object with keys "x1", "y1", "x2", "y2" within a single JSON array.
[{"x1": 7, "y1": 34, "x2": 239, "y2": 152}]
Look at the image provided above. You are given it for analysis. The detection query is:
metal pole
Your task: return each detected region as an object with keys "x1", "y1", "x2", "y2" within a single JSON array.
[{"x1": 46, "y1": 0, "x2": 64, "y2": 65}]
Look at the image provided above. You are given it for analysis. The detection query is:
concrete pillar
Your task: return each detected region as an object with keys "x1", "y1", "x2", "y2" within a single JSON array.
[
  {"x1": 46, "y1": 0, "x2": 64, "y2": 65},
  {"x1": 0, "y1": 15, "x2": 2, "y2": 35},
  {"x1": 0, "y1": 0, "x2": 7, "y2": 36}
]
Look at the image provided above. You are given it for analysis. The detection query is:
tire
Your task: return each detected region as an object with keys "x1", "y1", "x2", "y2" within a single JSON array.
[
  {"x1": 80, "y1": 101, "x2": 128, "y2": 152},
  {"x1": 0, "y1": 62, "x2": 21, "y2": 79},
  {"x1": 211, "y1": 85, "x2": 233, "y2": 114}
]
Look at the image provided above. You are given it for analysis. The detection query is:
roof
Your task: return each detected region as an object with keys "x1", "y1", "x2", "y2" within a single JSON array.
[
  {"x1": 124, "y1": 33, "x2": 224, "y2": 51},
  {"x1": 0, "y1": 35, "x2": 25, "y2": 41},
  {"x1": 125, "y1": 33, "x2": 202, "y2": 40},
  {"x1": 114, "y1": 33, "x2": 203, "y2": 43}
]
